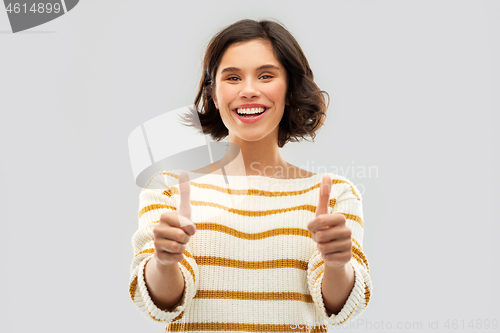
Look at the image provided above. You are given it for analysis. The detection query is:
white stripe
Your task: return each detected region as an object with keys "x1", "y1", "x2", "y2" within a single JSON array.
[{"x1": 60, "y1": 0, "x2": 68, "y2": 13}]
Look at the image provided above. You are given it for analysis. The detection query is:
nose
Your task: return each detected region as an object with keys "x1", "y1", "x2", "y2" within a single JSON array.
[{"x1": 239, "y1": 79, "x2": 260, "y2": 99}]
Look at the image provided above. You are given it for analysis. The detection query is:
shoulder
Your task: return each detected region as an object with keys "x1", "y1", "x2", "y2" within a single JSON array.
[{"x1": 142, "y1": 170, "x2": 181, "y2": 191}]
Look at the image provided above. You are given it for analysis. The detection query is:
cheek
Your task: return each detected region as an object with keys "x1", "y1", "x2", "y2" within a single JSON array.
[
  {"x1": 267, "y1": 81, "x2": 287, "y2": 102},
  {"x1": 217, "y1": 84, "x2": 237, "y2": 103}
]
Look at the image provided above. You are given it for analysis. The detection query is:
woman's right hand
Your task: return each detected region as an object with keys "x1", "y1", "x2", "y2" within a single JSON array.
[{"x1": 153, "y1": 172, "x2": 196, "y2": 266}]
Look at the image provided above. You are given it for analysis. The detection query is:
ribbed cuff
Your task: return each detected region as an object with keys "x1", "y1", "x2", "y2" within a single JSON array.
[
  {"x1": 133, "y1": 254, "x2": 195, "y2": 322},
  {"x1": 309, "y1": 258, "x2": 366, "y2": 325}
]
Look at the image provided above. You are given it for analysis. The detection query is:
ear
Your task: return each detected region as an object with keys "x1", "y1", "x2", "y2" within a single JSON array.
[{"x1": 212, "y1": 93, "x2": 218, "y2": 109}]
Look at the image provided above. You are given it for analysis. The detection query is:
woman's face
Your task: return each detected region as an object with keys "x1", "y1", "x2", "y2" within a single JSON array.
[{"x1": 212, "y1": 39, "x2": 287, "y2": 144}]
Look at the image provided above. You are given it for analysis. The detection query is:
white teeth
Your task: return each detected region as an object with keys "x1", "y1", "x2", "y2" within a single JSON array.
[{"x1": 235, "y1": 107, "x2": 266, "y2": 115}]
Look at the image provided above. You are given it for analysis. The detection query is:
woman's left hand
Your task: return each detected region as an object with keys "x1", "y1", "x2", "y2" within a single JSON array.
[{"x1": 307, "y1": 175, "x2": 352, "y2": 268}]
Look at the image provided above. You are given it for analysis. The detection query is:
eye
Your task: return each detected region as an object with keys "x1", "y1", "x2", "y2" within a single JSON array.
[
  {"x1": 227, "y1": 76, "x2": 240, "y2": 81},
  {"x1": 260, "y1": 75, "x2": 273, "y2": 80}
]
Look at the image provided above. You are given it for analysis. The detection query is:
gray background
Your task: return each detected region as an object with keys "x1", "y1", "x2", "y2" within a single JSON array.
[{"x1": 1, "y1": 1, "x2": 499, "y2": 332}]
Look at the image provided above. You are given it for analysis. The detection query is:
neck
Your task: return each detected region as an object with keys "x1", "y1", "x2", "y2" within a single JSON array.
[{"x1": 217, "y1": 137, "x2": 289, "y2": 178}]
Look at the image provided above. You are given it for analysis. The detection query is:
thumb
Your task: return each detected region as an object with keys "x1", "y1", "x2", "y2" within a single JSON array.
[
  {"x1": 315, "y1": 175, "x2": 332, "y2": 218},
  {"x1": 177, "y1": 171, "x2": 195, "y2": 234}
]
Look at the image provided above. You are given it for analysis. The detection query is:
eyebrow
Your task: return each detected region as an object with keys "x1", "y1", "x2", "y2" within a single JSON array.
[{"x1": 220, "y1": 64, "x2": 281, "y2": 74}]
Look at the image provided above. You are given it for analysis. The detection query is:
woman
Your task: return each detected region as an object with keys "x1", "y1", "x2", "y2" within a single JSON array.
[{"x1": 129, "y1": 19, "x2": 372, "y2": 332}]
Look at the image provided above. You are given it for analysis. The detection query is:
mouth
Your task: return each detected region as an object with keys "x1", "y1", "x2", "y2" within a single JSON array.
[{"x1": 232, "y1": 107, "x2": 269, "y2": 118}]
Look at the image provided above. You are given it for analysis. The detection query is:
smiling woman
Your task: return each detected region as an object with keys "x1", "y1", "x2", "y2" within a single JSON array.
[
  {"x1": 180, "y1": 19, "x2": 330, "y2": 179},
  {"x1": 129, "y1": 18, "x2": 373, "y2": 333}
]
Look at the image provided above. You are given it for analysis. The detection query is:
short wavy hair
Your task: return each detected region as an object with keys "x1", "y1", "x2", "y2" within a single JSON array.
[{"x1": 183, "y1": 18, "x2": 329, "y2": 148}]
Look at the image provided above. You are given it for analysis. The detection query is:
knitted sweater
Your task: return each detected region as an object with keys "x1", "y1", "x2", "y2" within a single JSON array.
[{"x1": 129, "y1": 169, "x2": 372, "y2": 332}]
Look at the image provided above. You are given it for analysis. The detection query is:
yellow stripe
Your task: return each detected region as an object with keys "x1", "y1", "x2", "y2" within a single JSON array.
[
  {"x1": 132, "y1": 250, "x2": 196, "y2": 281},
  {"x1": 148, "y1": 309, "x2": 166, "y2": 322},
  {"x1": 170, "y1": 310, "x2": 184, "y2": 324},
  {"x1": 139, "y1": 202, "x2": 363, "y2": 228},
  {"x1": 194, "y1": 256, "x2": 308, "y2": 270},
  {"x1": 180, "y1": 254, "x2": 196, "y2": 283},
  {"x1": 170, "y1": 181, "x2": 320, "y2": 197},
  {"x1": 132, "y1": 249, "x2": 196, "y2": 283},
  {"x1": 364, "y1": 282, "x2": 371, "y2": 306},
  {"x1": 129, "y1": 276, "x2": 137, "y2": 301},
  {"x1": 143, "y1": 225, "x2": 302, "y2": 248},
  {"x1": 166, "y1": 322, "x2": 328, "y2": 332},
  {"x1": 163, "y1": 170, "x2": 356, "y2": 200},
  {"x1": 190, "y1": 201, "x2": 363, "y2": 225},
  {"x1": 347, "y1": 184, "x2": 361, "y2": 201},
  {"x1": 143, "y1": 171, "x2": 163, "y2": 190},
  {"x1": 190, "y1": 205, "x2": 361, "y2": 227},
  {"x1": 339, "y1": 212, "x2": 364, "y2": 228},
  {"x1": 352, "y1": 247, "x2": 370, "y2": 272},
  {"x1": 315, "y1": 270, "x2": 324, "y2": 282},
  {"x1": 139, "y1": 175, "x2": 364, "y2": 227},
  {"x1": 192, "y1": 201, "x2": 320, "y2": 216},
  {"x1": 184, "y1": 251, "x2": 195, "y2": 260},
  {"x1": 135, "y1": 248, "x2": 154, "y2": 257},
  {"x1": 135, "y1": 243, "x2": 366, "y2": 274},
  {"x1": 195, "y1": 223, "x2": 313, "y2": 239},
  {"x1": 194, "y1": 290, "x2": 313, "y2": 303},
  {"x1": 352, "y1": 238, "x2": 363, "y2": 250},
  {"x1": 138, "y1": 203, "x2": 176, "y2": 219},
  {"x1": 311, "y1": 260, "x2": 323, "y2": 273}
]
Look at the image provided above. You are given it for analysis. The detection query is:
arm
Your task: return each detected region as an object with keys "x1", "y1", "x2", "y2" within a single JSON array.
[
  {"x1": 322, "y1": 260, "x2": 355, "y2": 315},
  {"x1": 129, "y1": 171, "x2": 199, "y2": 323},
  {"x1": 144, "y1": 256, "x2": 185, "y2": 311},
  {"x1": 307, "y1": 178, "x2": 372, "y2": 325}
]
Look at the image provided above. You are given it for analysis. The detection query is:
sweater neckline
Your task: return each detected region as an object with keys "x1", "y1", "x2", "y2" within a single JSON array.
[{"x1": 169, "y1": 169, "x2": 325, "y2": 185}]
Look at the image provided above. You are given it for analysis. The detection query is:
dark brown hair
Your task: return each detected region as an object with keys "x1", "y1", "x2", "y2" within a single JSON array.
[{"x1": 182, "y1": 18, "x2": 329, "y2": 148}]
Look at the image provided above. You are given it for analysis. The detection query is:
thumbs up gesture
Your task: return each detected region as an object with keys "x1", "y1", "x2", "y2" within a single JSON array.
[
  {"x1": 307, "y1": 175, "x2": 352, "y2": 268},
  {"x1": 153, "y1": 172, "x2": 196, "y2": 266}
]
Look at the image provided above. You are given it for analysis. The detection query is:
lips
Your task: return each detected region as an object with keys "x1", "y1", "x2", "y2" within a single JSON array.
[
  {"x1": 232, "y1": 104, "x2": 269, "y2": 112},
  {"x1": 233, "y1": 107, "x2": 268, "y2": 116},
  {"x1": 232, "y1": 107, "x2": 269, "y2": 123}
]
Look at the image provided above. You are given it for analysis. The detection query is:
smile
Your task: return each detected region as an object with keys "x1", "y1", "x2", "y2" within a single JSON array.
[{"x1": 232, "y1": 107, "x2": 269, "y2": 123}]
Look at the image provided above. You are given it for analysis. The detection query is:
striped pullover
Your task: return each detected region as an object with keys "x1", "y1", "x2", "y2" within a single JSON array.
[{"x1": 129, "y1": 169, "x2": 372, "y2": 332}]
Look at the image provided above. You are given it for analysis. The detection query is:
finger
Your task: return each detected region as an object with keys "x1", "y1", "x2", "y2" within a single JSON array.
[
  {"x1": 315, "y1": 175, "x2": 331, "y2": 218},
  {"x1": 158, "y1": 211, "x2": 196, "y2": 237},
  {"x1": 155, "y1": 237, "x2": 187, "y2": 254},
  {"x1": 322, "y1": 225, "x2": 351, "y2": 242},
  {"x1": 308, "y1": 212, "x2": 344, "y2": 235},
  {"x1": 321, "y1": 251, "x2": 352, "y2": 267},
  {"x1": 155, "y1": 223, "x2": 191, "y2": 244},
  {"x1": 177, "y1": 171, "x2": 195, "y2": 229},
  {"x1": 319, "y1": 238, "x2": 352, "y2": 254}
]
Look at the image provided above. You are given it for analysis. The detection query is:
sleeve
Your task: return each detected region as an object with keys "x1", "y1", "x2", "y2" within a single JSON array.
[
  {"x1": 128, "y1": 171, "x2": 199, "y2": 323},
  {"x1": 307, "y1": 177, "x2": 372, "y2": 325}
]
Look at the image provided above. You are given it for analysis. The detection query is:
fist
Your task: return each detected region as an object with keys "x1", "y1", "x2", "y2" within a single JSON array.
[
  {"x1": 307, "y1": 175, "x2": 352, "y2": 268},
  {"x1": 152, "y1": 172, "x2": 196, "y2": 265}
]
